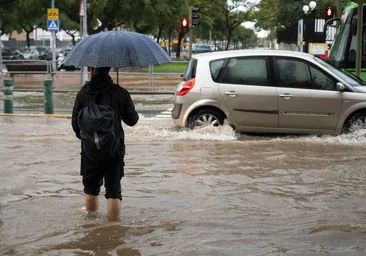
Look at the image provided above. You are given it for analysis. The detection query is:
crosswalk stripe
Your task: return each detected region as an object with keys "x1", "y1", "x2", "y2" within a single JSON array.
[{"x1": 153, "y1": 108, "x2": 172, "y2": 119}]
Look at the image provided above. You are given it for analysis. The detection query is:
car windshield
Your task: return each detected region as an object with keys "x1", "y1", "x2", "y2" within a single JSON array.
[
  {"x1": 63, "y1": 49, "x2": 71, "y2": 57},
  {"x1": 36, "y1": 47, "x2": 47, "y2": 52},
  {"x1": 314, "y1": 57, "x2": 365, "y2": 87},
  {"x1": 194, "y1": 45, "x2": 206, "y2": 49},
  {"x1": 20, "y1": 48, "x2": 31, "y2": 53}
]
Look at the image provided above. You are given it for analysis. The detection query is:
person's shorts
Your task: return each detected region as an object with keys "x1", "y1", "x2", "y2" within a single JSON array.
[{"x1": 80, "y1": 152, "x2": 124, "y2": 200}]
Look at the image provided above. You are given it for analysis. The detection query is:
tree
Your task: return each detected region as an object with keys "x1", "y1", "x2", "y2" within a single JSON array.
[
  {"x1": 254, "y1": 0, "x2": 279, "y2": 31},
  {"x1": 11, "y1": 0, "x2": 48, "y2": 46},
  {"x1": 0, "y1": 1, "x2": 18, "y2": 37},
  {"x1": 198, "y1": 0, "x2": 255, "y2": 50},
  {"x1": 59, "y1": 12, "x2": 79, "y2": 45},
  {"x1": 255, "y1": 0, "x2": 347, "y2": 32},
  {"x1": 231, "y1": 26, "x2": 257, "y2": 49}
]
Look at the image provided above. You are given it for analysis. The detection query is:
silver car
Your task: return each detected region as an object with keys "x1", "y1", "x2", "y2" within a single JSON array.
[
  {"x1": 171, "y1": 49, "x2": 366, "y2": 135},
  {"x1": 16, "y1": 46, "x2": 39, "y2": 60}
]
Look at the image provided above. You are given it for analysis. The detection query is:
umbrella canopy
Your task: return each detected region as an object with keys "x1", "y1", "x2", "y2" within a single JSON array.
[{"x1": 63, "y1": 30, "x2": 171, "y2": 68}]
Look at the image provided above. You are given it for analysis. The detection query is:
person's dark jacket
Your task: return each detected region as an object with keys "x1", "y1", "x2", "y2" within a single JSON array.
[{"x1": 71, "y1": 73, "x2": 139, "y2": 156}]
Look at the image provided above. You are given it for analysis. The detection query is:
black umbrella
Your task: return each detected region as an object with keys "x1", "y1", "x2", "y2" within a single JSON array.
[{"x1": 63, "y1": 30, "x2": 171, "y2": 82}]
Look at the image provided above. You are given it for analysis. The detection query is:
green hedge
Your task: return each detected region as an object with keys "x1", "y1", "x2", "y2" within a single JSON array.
[{"x1": 141, "y1": 61, "x2": 187, "y2": 73}]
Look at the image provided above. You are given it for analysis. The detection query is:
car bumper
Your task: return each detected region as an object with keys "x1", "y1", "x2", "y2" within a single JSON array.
[
  {"x1": 171, "y1": 103, "x2": 185, "y2": 126},
  {"x1": 171, "y1": 103, "x2": 182, "y2": 119}
]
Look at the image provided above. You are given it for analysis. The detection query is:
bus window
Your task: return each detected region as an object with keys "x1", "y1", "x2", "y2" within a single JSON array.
[
  {"x1": 329, "y1": 5, "x2": 366, "y2": 70},
  {"x1": 363, "y1": 25, "x2": 366, "y2": 55},
  {"x1": 328, "y1": 8, "x2": 354, "y2": 67}
]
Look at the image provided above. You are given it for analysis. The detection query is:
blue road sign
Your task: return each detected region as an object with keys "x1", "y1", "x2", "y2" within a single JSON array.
[{"x1": 47, "y1": 20, "x2": 59, "y2": 32}]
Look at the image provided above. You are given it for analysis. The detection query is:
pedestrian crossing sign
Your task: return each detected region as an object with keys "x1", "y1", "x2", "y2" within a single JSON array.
[{"x1": 47, "y1": 20, "x2": 59, "y2": 32}]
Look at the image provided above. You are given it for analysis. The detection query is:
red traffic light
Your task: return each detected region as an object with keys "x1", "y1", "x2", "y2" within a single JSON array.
[
  {"x1": 326, "y1": 7, "x2": 333, "y2": 17},
  {"x1": 181, "y1": 17, "x2": 189, "y2": 28}
]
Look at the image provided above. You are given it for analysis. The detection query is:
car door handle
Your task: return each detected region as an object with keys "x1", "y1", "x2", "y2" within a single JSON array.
[
  {"x1": 279, "y1": 93, "x2": 293, "y2": 100},
  {"x1": 225, "y1": 91, "x2": 238, "y2": 97}
]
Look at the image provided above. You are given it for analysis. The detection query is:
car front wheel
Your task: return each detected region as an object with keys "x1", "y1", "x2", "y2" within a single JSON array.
[
  {"x1": 343, "y1": 111, "x2": 366, "y2": 133},
  {"x1": 187, "y1": 109, "x2": 225, "y2": 129}
]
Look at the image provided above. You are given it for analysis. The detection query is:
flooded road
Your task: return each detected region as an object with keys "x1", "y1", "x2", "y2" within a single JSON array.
[{"x1": 1, "y1": 93, "x2": 366, "y2": 255}]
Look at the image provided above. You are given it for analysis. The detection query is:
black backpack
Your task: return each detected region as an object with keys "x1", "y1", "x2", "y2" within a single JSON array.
[{"x1": 77, "y1": 90, "x2": 120, "y2": 160}]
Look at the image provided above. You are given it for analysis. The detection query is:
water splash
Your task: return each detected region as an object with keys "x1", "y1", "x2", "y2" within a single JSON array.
[{"x1": 127, "y1": 122, "x2": 238, "y2": 142}]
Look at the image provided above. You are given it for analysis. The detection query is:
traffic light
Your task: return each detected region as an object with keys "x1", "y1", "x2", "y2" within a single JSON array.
[
  {"x1": 191, "y1": 7, "x2": 200, "y2": 26},
  {"x1": 325, "y1": 7, "x2": 334, "y2": 21},
  {"x1": 181, "y1": 17, "x2": 189, "y2": 29}
]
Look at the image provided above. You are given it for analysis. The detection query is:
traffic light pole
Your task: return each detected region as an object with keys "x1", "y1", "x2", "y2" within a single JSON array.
[{"x1": 189, "y1": 6, "x2": 193, "y2": 59}]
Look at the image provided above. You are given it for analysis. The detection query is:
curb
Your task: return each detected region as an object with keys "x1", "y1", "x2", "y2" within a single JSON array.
[{"x1": 0, "y1": 113, "x2": 72, "y2": 119}]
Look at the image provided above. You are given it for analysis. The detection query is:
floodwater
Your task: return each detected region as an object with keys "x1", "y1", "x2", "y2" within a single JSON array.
[{"x1": 1, "y1": 93, "x2": 366, "y2": 255}]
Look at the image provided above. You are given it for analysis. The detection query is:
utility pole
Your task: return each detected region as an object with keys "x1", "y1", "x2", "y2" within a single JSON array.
[
  {"x1": 336, "y1": 0, "x2": 343, "y2": 18},
  {"x1": 82, "y1": 0, "x2": 88, "y2": 85},
  {"x1": 79, "y1": 0, "x2": 88, "y2": 85},
  {"x1": 51, "y1": 0, "x2": 56, "y2": 73},
  {"x1": 189, "y1": 6, "x2": 193, "y2": 59}
]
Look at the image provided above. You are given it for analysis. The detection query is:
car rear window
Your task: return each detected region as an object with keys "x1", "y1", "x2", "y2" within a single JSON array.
[{"x1": 183, "y1": 58, "x2": 197, "y2": 81}]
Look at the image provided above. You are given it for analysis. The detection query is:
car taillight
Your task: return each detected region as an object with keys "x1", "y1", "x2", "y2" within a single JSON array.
[{"x1": 176, "y1": 78, "x2": 195, "y2": 96}]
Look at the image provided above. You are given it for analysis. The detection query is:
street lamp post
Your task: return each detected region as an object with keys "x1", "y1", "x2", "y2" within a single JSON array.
[{"x1": 302, "y1": 1, "x2": 317, "y2": 53}]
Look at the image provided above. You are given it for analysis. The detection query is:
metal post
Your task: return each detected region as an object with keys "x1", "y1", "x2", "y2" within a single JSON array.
[
  {"x1": 189, "y1": 6, "x2": 193, "y2": 59},
  {"x1": 81, "y1": 0, "x2": 88, "y2": 86},
  {"x1": 336, "y1": 0, "x2": 342, "y2": 18},
  {"x1": 3, "y1": 79, "x2": 13, "y2": 113},
  {"x1": 80, "y1": 18, "x2": 82, "y2": 86},
  {"x1": 51, "y1": 0, "x2": 56, "y2": 73},
  {"x1": 44, "y1": 79, "x2": 54, "y2": 114},
  {"x1": 151, "y1": 65, "x2": 154, "y2": 87},
  {"x1": 356, "y1": 2, "x2": 363, "y2": 77},
  {"x1": 148, "y1": 65, "x2": 151, "y2": 87}
]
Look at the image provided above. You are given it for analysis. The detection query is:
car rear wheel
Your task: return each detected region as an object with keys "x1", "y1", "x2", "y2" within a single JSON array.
[
  {"x1": 343, "y1": 111, "x2": 366, "y2": 133},
  {"x1": 187, "y1": 109, "x2": 225, "y2": 129}
]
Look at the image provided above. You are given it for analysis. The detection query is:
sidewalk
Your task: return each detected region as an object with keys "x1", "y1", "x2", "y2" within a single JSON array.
[{"x1": 1, "y1": 72, "x2": 181, "y2": 92}]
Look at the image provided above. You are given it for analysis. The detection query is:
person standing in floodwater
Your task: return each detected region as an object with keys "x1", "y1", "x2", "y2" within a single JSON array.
[{"x1": 71, "y1": 67, "x2": 139, "y2": 221}]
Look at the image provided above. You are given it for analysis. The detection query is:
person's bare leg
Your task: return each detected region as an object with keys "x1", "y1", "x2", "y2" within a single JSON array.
[
  {"x1": 85, "y1": 194, "x2": 99, "y2": 212},
  {"x1": 107, "y1": 198, "x2": 121, "y2": 221}
]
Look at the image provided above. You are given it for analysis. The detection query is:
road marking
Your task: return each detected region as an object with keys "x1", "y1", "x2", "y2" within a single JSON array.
[{"x1": 153, "y1": 108, "x2": 172, "y2": 119}]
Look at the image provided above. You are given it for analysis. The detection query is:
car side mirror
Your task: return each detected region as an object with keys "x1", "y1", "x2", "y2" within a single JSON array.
[{"x1": 336, "y1": 82, "x2": 346, "y2": 91}]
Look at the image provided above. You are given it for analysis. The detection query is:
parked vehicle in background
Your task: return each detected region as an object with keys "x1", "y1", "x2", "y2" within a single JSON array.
[
  {"x1": 209, "y1": 45, "x2": 219, "y2": 51},
  {"x1": 36, "y1": 46, "x2": 52, "y2": 60},
  {"x1": 171, "y1": 49, "x2": 366, "y2": 135},
  {"x1": 192, "y1": 44, "x2": 211, "y2": 54},
  {"x1": 2, "y1": 47, "x2": 17, "y2": 60},
  {"x1": 57, "y1": 47, "x2": 78, "y2": 71},
  {"x1": 16, "y1": 46, "x2": 39, "y2": 60},
  {"x1": 55, "y1": 48, "x2": 63, "y2": 60}
]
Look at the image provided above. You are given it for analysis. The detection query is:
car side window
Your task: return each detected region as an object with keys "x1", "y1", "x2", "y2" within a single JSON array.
[
  {"x1": 275, "y1": 58, "x2": 312, "y2": 89},
  {"x1": 221, "y1": 57, "x2": 269, "y2": 86},
  {"x1": 210, "y1": 59, "x2": 226, "y2": 82},
  {"x1": 309, "y1": 65, "x2": 336, "y2": 90},
  {"x1": 275, "y1": 57, "x2": 336, "y2": 90}
]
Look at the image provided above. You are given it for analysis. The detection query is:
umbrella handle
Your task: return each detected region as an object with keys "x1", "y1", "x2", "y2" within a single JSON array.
[{"x1": 117, "y1": 68, "x2": 119, "y2": 84}]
